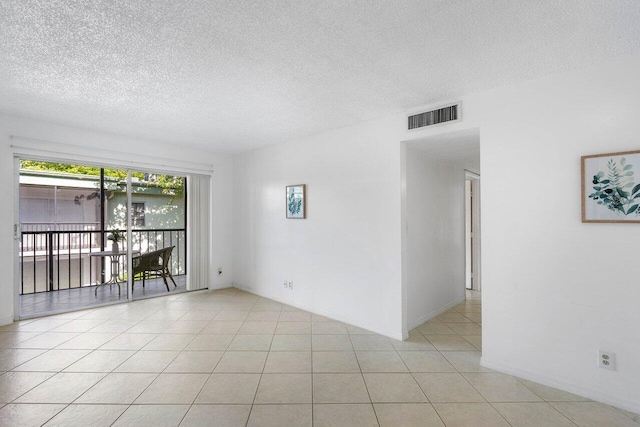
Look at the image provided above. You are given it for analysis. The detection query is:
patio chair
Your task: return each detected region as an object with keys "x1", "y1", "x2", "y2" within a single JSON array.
[{"x1": 132, "y1": 246, "x2": 177, "y2": 291}]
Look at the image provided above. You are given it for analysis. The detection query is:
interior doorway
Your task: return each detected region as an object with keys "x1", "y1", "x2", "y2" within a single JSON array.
[
  {"x1": 401, "y1": 127, "x2": 481, "y2": 337},
  {"x1": 465, "y1": 170, "x2": 481, "y2": 291}
]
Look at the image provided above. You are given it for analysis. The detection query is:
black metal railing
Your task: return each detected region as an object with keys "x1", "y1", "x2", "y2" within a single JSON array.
[
  {"x1": 19, "y1": 228, "x2": 186, "y2": 295},
  {"x1": 21, "y1": 222, "x2": 101, "y2": 232},
  {"x1": 21, "y1": 222, "x2": 100, "y2": 252}
]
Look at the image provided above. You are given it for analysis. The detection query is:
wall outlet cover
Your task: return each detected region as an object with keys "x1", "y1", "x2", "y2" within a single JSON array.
[{"x1": 598, "y1": 350, "x2": 616, "y2": 370}]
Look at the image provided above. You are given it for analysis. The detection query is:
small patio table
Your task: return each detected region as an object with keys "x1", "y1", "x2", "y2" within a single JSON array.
[{"x1": 91, "y1": 250, "x2": 140, "y2": 296}]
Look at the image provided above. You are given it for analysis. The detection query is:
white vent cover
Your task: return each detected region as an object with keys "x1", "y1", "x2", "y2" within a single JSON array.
[{"x1": 408, "y1": 104, "x2": 459, "y2": 130}]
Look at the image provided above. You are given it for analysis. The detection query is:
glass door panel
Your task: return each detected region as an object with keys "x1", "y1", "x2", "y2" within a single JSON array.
[
  {"x1": 18, "y1": 161, "x2": 130, "y2": 317},
  {"x1": 99, "y1": 167, "x2": 130, "y2": 300},
  {"x1": 129, "y1": 171, "x2": 186, "y2": 300}
]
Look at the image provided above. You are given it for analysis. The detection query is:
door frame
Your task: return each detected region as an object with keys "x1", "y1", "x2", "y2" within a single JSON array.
[
  {"x1": 12, "y1": 157, "x2": 21, "y2": 321},
  {"x1": 464, "y1": 170, "x2": 481, "y2": 291}
]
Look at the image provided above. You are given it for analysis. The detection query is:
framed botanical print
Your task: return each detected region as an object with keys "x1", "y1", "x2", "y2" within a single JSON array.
[
  {"x1": 582, "y1": 150, "x2": 640, "y2": 223},
  {"x1": 286, "y1": 184, "x2": 306, "y2": 219}
]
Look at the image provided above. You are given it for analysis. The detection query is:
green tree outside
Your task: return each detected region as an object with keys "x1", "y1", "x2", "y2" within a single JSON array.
[{"x1": 20, "y1": 160, "x2": 184, "y2": 197}]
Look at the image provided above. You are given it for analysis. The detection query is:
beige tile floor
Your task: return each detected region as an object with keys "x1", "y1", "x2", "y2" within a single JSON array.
[{"x1": 0, "y1": 288, "x2": 637, "y2": 426}]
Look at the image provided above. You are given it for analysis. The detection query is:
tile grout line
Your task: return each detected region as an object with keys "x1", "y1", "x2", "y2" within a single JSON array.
[
  {"x1": 4, "y1": 288, "x2": 637, "y2": 426},
  {"x1": 441, "y1": 304, "x2": 492, "y2": 420},
  {"x1": 94, "y1": 293, "x2": 209, "y2": 426},
  {"x1": 348, "y1": 328, "x2": 381, "y2": 426},
  {"x1": 503, "y1": 377, "x2": 579, "y2": 426},
  {"x1": 79, "y1": 353, "x2": 162, "y2": 426},
  {"x1": 413, "y1": 296, "x2": 506, "y2": 426},
  {"x1": 392, "y1": 329, "x2": 447, "y2": 427},
  {"x1": 238, "y1": 296, "x2": 264, "y2": 427},
  {"x1": 310, "y1": 317, "x2": 314, "y2": 426}
]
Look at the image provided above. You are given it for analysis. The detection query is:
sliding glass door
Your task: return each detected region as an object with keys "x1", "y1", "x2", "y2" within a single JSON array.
[{"x1": 17, "y1": 159, "x2": 187, "y2": 318}]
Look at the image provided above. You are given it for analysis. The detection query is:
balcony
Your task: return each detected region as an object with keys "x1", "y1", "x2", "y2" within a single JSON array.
[{"x1": 19, "y1": 222, "x2": 187, "y2": 318}]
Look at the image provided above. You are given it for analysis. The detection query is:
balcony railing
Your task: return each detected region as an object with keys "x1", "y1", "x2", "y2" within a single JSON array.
[
  {"x1": 21, "y1": 222, "x2": 101, "y2": 232},
  {"x1": 19, "y1": 226, "x2": 186, "y2": 295}
]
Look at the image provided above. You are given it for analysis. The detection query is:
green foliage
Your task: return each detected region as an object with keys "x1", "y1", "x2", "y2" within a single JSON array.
[
  {"x1": 287, "y1": 188, "x2": 302, "y2": 215},
  {"x1": 20, "y1": 160, "x2": 132, "y2": 180},
  {"x1": 20, "y1": 160, "x2": 184, "y2": 196},
  {"x1": 107, "y1": 229, "x2": 126, "y2": 242},
  {"x1": 145, "y1": 174, "x2": 185, "y2": 197},
  {"x1": 589, "y1": 157, "x2": 640, "y2": 216}
]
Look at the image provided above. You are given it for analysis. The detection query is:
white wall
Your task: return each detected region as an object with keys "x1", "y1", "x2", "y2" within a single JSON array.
[
  {"x1": 404, "y1": 146, "x2": 467, "y2": 329},
  {"x1": 398, "y1": 54, "x2": 640, "y2": 412},
  {"x1": 232, "y1": 53, "x2": 640, "y2": 413},
  {"x1": 0, "y1": 114, "x2": 234, "y2": 324},
  {"x1": 473, "y1": 55, "x2": 640, "y2": 413},
  {"x1": 232, "y1": 115, "x2": 405, "y2": 339},
  {"x1": 0, "y1": 133, "x2": 15, "y2": 325},
  {"x1": 209, "y1": 154, "x2": 234, "y2": 290}
]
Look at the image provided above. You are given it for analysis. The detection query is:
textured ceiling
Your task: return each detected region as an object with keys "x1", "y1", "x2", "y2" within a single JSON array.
[{"x1": 1, "y1": 1, "x2": 639, "y2": 152}]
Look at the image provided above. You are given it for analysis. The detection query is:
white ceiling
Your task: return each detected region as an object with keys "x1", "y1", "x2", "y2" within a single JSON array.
[{"x1": 1, "y1": 1, "x2": 639, "y2": 153}]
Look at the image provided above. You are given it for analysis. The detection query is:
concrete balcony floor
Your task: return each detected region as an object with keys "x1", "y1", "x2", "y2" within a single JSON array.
[{"x1": 19, "y1": 275, "x2": 187, "y2": 318}]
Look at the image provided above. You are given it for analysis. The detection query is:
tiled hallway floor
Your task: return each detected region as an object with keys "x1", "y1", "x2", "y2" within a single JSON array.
[{"x1": 0, "y1": 288, "x2": 637, "y2": 426}]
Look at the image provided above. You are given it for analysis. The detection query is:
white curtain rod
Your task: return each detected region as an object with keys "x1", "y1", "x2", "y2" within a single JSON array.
[{"x1": 10, "y1": 136, "x2": 215, "y2": 175}]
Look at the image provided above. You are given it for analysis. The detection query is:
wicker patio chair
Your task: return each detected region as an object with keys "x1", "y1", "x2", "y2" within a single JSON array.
[{"x1": 132, "y1": 246, "x2": 177, "y2": 291}]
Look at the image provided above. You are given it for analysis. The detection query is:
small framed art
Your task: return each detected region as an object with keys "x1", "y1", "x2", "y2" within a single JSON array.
[
  {"x1": 582, "y1": 150, "x2": 640, "y2": 223},
  {"x1": 286, "y1": 184, "x2": 306, "y2": 219}
]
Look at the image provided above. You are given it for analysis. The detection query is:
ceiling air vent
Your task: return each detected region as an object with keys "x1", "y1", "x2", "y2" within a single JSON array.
[{"x1": 408, "y1": 104, "x2": 459, "y2": 130}]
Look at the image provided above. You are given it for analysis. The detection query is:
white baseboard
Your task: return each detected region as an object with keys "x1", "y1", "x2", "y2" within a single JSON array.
[
  {"x1": 407, "y1": 295, "x2": 466, "y2": 332},
  {"x1": 208, "y1": 283, "x2": 234, "y2": 291},
  {"x1": 481, "y1": 357, "x2": 640, "y2": 415},
  {"x1": 232, "y1": 282, "x2": 404, "y2": 340}
]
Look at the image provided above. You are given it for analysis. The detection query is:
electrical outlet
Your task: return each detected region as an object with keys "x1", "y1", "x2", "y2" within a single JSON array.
[
  {"x1": 283, "y1": 281, "x2": 288, "y2": 289},
  {"x1": 598, "y1": 350, "x2": 615, "y2": 370},
  {"x1": 288, "y1": 281, "x2": 293, "y2": 290}
]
